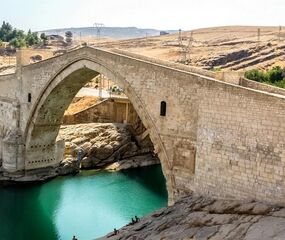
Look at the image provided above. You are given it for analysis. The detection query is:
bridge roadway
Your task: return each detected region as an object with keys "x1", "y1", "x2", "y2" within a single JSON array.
[{"x1": 77, "y1": 87, "x2": 127, "y2": 99}]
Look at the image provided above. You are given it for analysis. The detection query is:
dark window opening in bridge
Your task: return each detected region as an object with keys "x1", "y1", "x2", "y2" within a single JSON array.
[
  {"x1": 28, "y1": 93, "x2": 32, "y2": 102},
  {"x1": 160, "y1": 101, "x2": 166, "y2": 116}
]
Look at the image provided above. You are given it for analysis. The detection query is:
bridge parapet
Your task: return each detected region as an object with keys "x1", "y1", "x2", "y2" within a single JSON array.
[{"x1": 111, "y1": 48, "x2": 217, "y2": 79}]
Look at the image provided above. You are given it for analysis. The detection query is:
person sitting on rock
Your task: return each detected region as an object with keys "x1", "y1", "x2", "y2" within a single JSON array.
[
  {"x1": 131, "y1": 218, "x2": 136, "y2": 224},
  {"x1": 114, "y1": 228, "x2": 119, "y2": 235},
  {"x1": 135, "y1": 215, "x2": 140, "y2": 222}
]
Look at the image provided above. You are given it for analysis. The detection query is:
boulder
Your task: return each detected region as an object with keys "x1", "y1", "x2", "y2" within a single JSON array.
[
  {"x1": 58, "y1": 157, "x2": 79, "y2": 175},
  {"x1": 57, "y1": 123, "x2": 157, "y2": 171}
]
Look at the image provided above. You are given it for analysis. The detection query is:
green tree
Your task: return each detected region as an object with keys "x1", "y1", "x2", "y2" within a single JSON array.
[
  {"x1": 0, "y1": 21, "x2": 13, "y2": 41},
  {"x1": 9, "y1": 38, "x2": 26, "y2": 48},
  {"x1": 0, "y1": 21, "x2": 40, "y2": 48},
  {"x1": 65, "y1": 31, "x2": 73, "y2": 44},
  {"x1": 25, "y1": 29, "x2": 39, "y2": 46},
  {"x1": 40, "y1": 33, "x2": 48, "y2": 45}
]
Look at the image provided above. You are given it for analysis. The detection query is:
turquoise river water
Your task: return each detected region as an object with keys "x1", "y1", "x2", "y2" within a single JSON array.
[{"x1": 0, "y1": 165, "x2": 167, "y2": 240}]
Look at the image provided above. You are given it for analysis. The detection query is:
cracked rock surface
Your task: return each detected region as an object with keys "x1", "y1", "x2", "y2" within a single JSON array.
[
  {"x1": 98, "y1": 195, "x2": 285, "y2": 240},
  {"x1": 58, "y1": 123, "x2": 158, "y2": 171}
]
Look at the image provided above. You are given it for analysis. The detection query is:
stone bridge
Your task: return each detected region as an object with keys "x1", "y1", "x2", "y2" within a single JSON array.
[{"x1": 1, "y1": 46, "x2": 285, "y2": 205}]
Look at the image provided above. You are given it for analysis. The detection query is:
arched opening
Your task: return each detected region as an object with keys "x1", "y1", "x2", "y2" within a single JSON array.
[
  {"x1": 21, "y1": 59, "x2": 171, "y2": 238},
  {"x1": 24, "y1": 60, "x2": 169, "y2": 174},
  {"x1": 58, "y1": 72, "x2": 158, "y2": 172}
]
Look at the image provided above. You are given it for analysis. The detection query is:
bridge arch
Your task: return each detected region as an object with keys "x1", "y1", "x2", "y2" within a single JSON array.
[{"x1": 24, "y1": 58, "x2": 174, "y2": 202}]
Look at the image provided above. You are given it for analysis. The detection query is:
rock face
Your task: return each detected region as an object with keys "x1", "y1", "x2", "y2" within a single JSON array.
[
  {"x1": 57, "y1": 157, "x2": 79, "y2": 175},
  {"x1": 57, "y1": 123, "x2": 157, "y2": 171},
  {"x1": 99, "y1": 195, "x2": 285, "y2": 240}
]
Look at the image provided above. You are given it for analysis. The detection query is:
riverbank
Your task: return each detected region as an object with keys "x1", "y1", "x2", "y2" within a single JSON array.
[
  {"x1": 0, "y1": 122, "x2": 158, "y2": 184},
  {"x1": 99, "y1": 194, "x2": 285, "y2": 240}
]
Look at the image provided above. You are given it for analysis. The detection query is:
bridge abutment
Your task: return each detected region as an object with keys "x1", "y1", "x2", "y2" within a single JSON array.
[{"x1": 2, "y1": 128, "x2": 24, "y2": 173}]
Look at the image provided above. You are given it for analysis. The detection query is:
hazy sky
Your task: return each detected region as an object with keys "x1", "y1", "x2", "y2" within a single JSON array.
[{"x1": 1, "y1": 0, "x2": 284, "y2": 31}]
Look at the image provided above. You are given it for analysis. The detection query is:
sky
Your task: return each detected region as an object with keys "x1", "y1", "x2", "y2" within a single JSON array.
[{"x1": 0, "y1": 0, "x2": 284, "y2": 31}]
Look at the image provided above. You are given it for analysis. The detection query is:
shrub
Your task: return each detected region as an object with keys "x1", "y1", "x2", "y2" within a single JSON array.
[
  {"x1": 244, "y1": 69, "x2": 266, "y2": 82},
  {"x1": 245, "y1": 66, "x2": 285, "y2": 89}
]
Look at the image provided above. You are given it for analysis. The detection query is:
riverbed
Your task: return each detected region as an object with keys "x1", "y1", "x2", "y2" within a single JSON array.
[{"x1": 0, "y1": 165, "x2": 167, "y2": 240}]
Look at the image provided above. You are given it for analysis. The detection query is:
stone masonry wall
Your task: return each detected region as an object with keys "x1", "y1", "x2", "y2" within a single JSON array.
[
  {"x1": 63, "y1": 98, "x2": 138, "y2": 125},
  {"x1": 193, "y1": 83, "x2": 285, "y2": 204},
  {"x1": 240, "y1": 77, "x2": 285, "y2": 96}
]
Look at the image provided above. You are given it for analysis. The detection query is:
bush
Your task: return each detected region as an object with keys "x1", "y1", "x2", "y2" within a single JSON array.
[
  {"x1": 244, "y1": 69, "x2": 266, "y2": 82},
  {"x1": 266, "y1": 66, "x2": 285, "y2": 83},
  {"x1": 245, "y1": 66, "x2": 285, "y2": 89},
  {"x1": 212, "y1": 67, "x2": 222, "y2": 72},
  {"x1": 9, "y1": 38, "x2": 26, "y2": 48}
]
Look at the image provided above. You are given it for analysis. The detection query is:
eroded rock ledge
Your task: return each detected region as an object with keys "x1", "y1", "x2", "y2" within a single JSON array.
[
  {"x1": 99, "y1": 195, "x2": 285, "y2": 240},
  {"x1": 0, "y1": 123, "x2": 158, "y2": 183},
  {"x1": 57, "y1": 123, "x2": 159, "y2": 175}
]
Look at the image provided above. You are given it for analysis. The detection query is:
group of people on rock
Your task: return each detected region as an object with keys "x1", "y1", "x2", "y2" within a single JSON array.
[
  {"x1": 125, "y1": 215, "x2": 140, "y2": 227},
  {"x1": 112, "y1": 215, "x2": 140, "y2": 236},
  {"x1": 73, "y1": 215, "x2": 141, "y2": 239},
  {"x1": 131, "y1": 215, "x2": 140, "y2": 225}
]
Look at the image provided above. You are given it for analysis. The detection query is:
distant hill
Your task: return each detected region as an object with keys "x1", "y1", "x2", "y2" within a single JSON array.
[
  {"x1": 39, "y1": 27, "x2": 178, "y2": 39},
  {"x1": 96, "y1": 25, "x2": 285, "y2": 71}
]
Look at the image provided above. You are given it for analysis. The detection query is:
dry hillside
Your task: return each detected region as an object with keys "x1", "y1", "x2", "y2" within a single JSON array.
[
  {"x1": 96, "y1": 26, "x2": 285, "y2": 71},
  {"x1": 1, "y1": 26, "x2": 285, "y2": 75},
  {"x1": 64, "y1": 96, "x2": 100, "y2": 115}
]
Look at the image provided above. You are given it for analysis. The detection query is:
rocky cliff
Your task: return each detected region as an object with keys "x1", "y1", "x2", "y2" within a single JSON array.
[
  {"x1": 99, "y1": 195, "x2": 285, "y2": 240},
  {"x1": 57, "y1": 123, "x2": 159, "y2": 175}
]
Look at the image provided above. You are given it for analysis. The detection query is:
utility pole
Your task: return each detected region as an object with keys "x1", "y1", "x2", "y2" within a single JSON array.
[
  {"x1": 93, "y1": 23, "x2": 104, "y2": 43},
  {"x1": 178, "y1": 30, "x2": 194, "y2": 64},
  {"x1": 257, "y1": 28, "x2": 261, "y2": 56},
  {"x1": 279, "y1": 26, "x2": 282, "y2": 43},
  {"x1": 186, "y1": 31, "x2": 194, "y2": 61},
  {"x1": 178, "y1": 29, "x2": 182, "y2": 47}
]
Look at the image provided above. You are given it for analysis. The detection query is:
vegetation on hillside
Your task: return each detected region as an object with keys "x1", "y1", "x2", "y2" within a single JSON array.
[
  {"x1": 0, "y1": 21, "x2": 40, "y2": 48},
  {"x1": 245, "y1": 67, "x2": 285, "y2": 88},
  {"x1": 65, "y1": 31, "x2": 73, "y2": 44}
]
